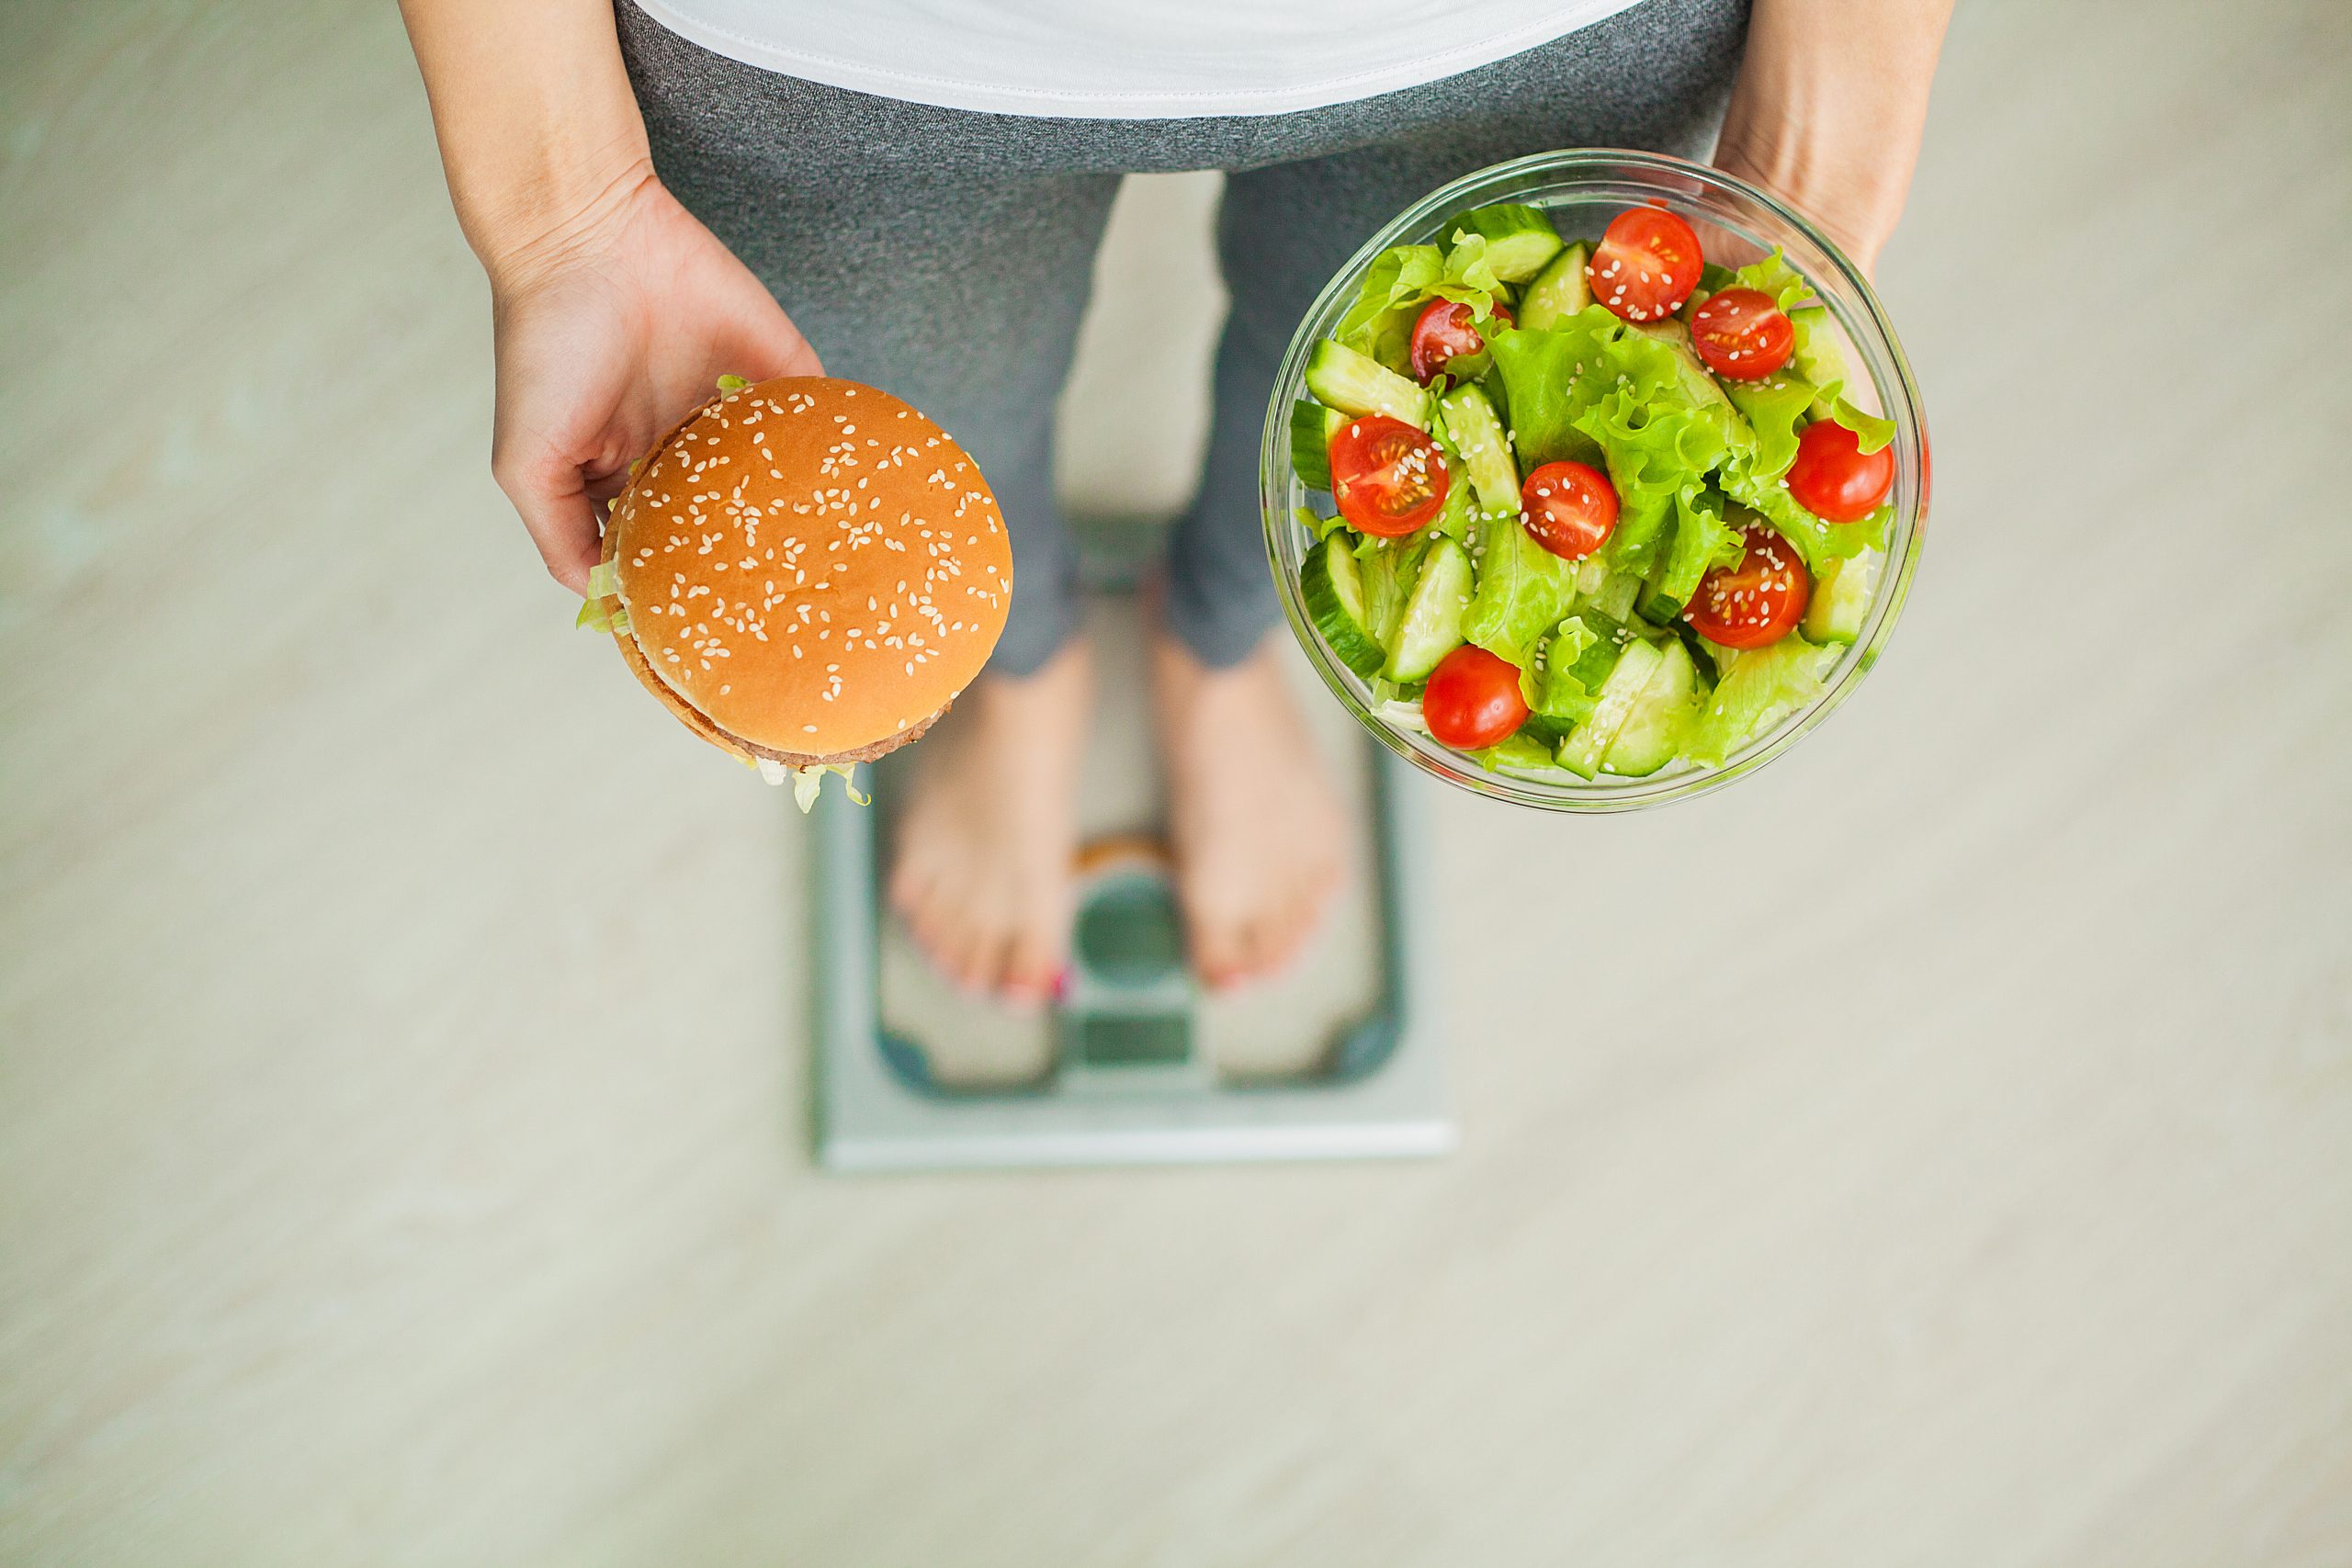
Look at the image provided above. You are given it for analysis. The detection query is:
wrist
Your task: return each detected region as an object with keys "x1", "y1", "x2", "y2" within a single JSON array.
[
  {"x1": 400, "y1": 0, "x2": 654, "y2": 291},
  {"x1": 1713, "y1": 118, "x2": 1905, "y2": 270},
  {"x1": 1713, "y1": 0, "x2": 1952, "y2": 274},
  {"x1": 467, "y1": 150, "x2": 658, "y2": 297}
]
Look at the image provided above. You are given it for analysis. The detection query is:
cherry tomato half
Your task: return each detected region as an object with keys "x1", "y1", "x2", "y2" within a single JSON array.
[
  {"x1": 1422, "y1": 645, "x2": 1530, "y2": 751},
  {"x1": 1520, "y1": 460, "x2": 1619, "y2": 561},
  {"x1": 1329, "y1": 414, "x2": 1451, "y2": 537},
  {"x1": 1689, "y1": 287, "x2": 1795, "y2": 380},
  {"x1": 1587, "y1": 206, "x2": 1704, "y2": 322},
  {"x1": 1784, "y1": 419, "x2": 1894, "y2": 523},
  {"x1": 1408, "y1": 299, "x2": 1511, "y2": 384},
  {"x1": 1685, "y1": 525, "x2": 1811, "y2": 649}
]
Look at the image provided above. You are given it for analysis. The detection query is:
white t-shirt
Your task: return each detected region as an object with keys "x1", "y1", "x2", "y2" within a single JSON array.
[{"x1": 632, "y1": 0, "x2": 1645, "y2": 119}]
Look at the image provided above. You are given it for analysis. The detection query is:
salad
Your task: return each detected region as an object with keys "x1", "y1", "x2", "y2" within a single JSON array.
[{"x1": 1289, "y1": 200, "x2": 1899, "y2": 783}]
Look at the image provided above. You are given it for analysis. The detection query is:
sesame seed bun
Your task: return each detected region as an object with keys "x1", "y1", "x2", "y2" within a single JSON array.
[{"x1": 586, "y1": 377, "x2": 1012, "y2": 769}]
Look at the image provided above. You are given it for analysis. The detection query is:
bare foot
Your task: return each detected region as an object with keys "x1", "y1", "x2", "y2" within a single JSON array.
[
  {"x1": 1150, "y1": 626, "x2": 1346, "y2": 990},
  {"x1": 888, "y1": 641, "x2": 1089, "y2": 1005}
]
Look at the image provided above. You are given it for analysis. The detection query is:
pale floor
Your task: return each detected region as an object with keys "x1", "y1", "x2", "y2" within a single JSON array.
[{"x1": 4, "y1": 0, "x2": 2350, "y2": 1562}]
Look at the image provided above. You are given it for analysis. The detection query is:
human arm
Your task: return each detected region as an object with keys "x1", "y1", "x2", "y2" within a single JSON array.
[
  {"x1": 398, "y1": 0, "x2": 820, "y2": 591},
  {"x1": 1713, "y1": 0, "x2": 1956, "y2": 276}
]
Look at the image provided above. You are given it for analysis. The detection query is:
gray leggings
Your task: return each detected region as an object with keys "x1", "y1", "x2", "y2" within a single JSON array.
[{"x1": 618, "y1": 0, "x2": 1748, "y2": 674}]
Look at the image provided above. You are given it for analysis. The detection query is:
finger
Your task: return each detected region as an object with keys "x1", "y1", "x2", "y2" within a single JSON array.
[
  {"x1": 492, "y1": 440, "x2": 605, "y2": 595},
  {"x1": 720, "y1": 292, "x2": 826, "y2": 381}
]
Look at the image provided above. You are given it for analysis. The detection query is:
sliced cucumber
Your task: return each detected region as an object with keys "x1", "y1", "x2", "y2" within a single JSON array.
[
  {"x1": 1588, "y1": 570, "x2": 1642, "y2": 625},
  {"x1": 1301, "y1": 537, "x2": 1385, "y2": 678},
  {"x1": 1288, "y1": 400, "x2": 1346, "y2": 491},
  {"x1": 1305, "y1": 339, "x2": 1430, "y2": 427},
  {"x1": 1672, "y1": 620, "x2": 1722, "y2": 683},
  {"x1": 1555, "y1": 637, "x2": 1666, "y2": 779},
  {"x1": 1638, "y1": 550, "x2": 1686, "y2": 626},
  {"x1": 1430, "y1": 446, "x2": 1478, "y2": 540},
  {"x1": 1436, "y1": 383, "x2": 1519, "y2": 515},
  {"x1": 1599, "y1": 637, "x2": 1699, "y2": 777},
  {"x1": 1573, "y1": 555, "x2": 1612, "y2": 600},
  {"x1": 1359, "y1": 539, "x2": 1414, "y2": 649},
  {"x1": 1788, "y1": 303, "x2": 1848, "y2": 418},
  {"x1": 1382, "y1": 537, "x2": 1472, "y2": 682},
  {"x1": 1519, "y1": 714, "x2": 1576, "y2": 750},
  {"x1": 1517, "y1": 242, "x2": 1590, "y2": 330},
  {"x1": 1801, "y1": 547, "x2": 1881, "y2": 644},
  {"x1": 1452, "y1": 203, "x2": 1565, "y2": 283}
]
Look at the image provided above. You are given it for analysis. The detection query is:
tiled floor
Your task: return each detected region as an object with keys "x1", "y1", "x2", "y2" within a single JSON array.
[{"x1": 3, "y1": 1, "x2": 2349, "y2": 1562}]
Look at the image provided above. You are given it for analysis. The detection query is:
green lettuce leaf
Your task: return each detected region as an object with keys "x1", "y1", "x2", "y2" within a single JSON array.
[
  {"x1": 1488, "y1": 308, "x2": 1754, "y2": 581},
  {"x1": 1461, "y1": 511, "x2": 1581, "y2": 669},
  {"x1": 1440, "y1": 229, "x2": 1507, "y2": 299},
  {"x1": 1723, "y1": 373, "x2": 1817, "y2": 484},
  {"x1": 1717, "y1": 472, "x2": 1888, "y2": 570},
  {"x1": 1827, "y1": 396, "x2": 1896, "y2": 455},
  {"x1": 1484, "y1": 309, "x2": 1651, "y2": 468},
  {"x1": 1683, "y1": 636, "x2": 1836, "y2": 765},
  {"x1": 576, "y1": 561, "x2": 629, "y2": 631},
  {"x1": 1589, "y1": 400, "x2": 1740, "y2": 578},
  {"x1": 1781, "y1": 305, "x2": 1896, "y2": 453},
  {"x1": 1298, "y1": 505, "x2": 1349, "y2": 543},
  {"x1": 1335, "y1": 243, "x2": 1501, "y2": 373},
  {"x1": 1729, "y1": 247, "x2": 1814, "y2": 312},
  {"x1": 1471, "y1": 731, "x2": 1568, "y2": 776},
  {"x1": 764, "y1": 760, "x2": 867, "y2": 812},
  {"x1": 1655, "y1": 484, "x2": 1745, "y2": 600},
  {"x1": 1786, "y1": 304, "x2": 1842, "y2": 389}
]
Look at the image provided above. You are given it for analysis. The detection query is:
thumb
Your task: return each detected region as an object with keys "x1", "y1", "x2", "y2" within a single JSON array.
[{"x1": 722, "y1": 292, "x2": 825, "y2": 381}]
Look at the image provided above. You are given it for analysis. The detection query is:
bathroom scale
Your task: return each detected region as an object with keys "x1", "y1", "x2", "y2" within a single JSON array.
[{"x1": 805, "y1": 527, "x2": 1450, "y2": 1172}]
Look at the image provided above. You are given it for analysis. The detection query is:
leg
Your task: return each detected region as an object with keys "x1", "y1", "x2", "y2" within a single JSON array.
[{"x1": 618, "y1": 9, "x2": 1116, "y2": 1000}]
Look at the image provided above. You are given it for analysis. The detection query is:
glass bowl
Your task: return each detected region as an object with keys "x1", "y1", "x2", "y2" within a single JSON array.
[{"x1": 1260, "y1": 149, "x2": 1929, "y2": 812}]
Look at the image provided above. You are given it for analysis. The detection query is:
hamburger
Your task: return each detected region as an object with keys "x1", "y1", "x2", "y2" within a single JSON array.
[{"x1": 578, "y1": 377, "x2": 1012, "y2": 807}]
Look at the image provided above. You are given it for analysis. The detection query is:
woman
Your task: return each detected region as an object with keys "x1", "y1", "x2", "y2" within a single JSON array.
[{"x1": 400, "y1": 0, "x2": 1950, "y2": 1003}]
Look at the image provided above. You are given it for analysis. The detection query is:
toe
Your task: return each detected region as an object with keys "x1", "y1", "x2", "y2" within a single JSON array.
[
  {"x1": 927, "y1": 916, "x2": 983, "y2": 994},
  {"x1": 948, "y1": 934, "x2": 992, "y2": 995},
  {"x1": 1189, "y1": 910, "x2": 1250, "y2": 992},
  {"x1": 1254, "y1": 908, "x2": 1313, "y2": 978},
  {"x1": 1001, "y1": 924, "x2": 1061, "y2": 1006},
  {"x1": 1238, "y1": 916, "x2": 1289, "y2": 985},
  {"x1": 885, "y1": 855, "x2": 922, "y2": 915},
  {"x1": 962, "y1": 924, "x2": 1016, "y2": 998},
  {"x1": 899, "y1": 900, "x2": 945, "y2": 971}
]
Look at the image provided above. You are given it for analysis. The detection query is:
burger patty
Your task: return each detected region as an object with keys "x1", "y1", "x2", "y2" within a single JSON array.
[{"x1": 736, "y1": 702, "x2": 947, "y2": 769}]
